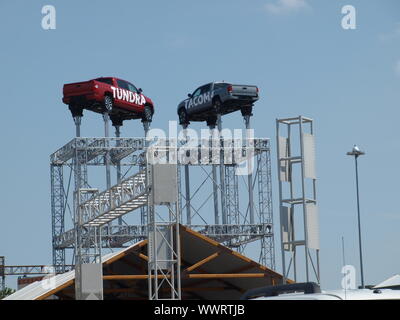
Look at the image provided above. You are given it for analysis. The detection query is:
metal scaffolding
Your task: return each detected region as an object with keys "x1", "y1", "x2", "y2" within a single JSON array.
[
  {"x1": 276, "y1": 116, "x2": 320, "y2": 284},
  {"x1": 50, "y1": 133, "x2": 275, "y2": 298}
]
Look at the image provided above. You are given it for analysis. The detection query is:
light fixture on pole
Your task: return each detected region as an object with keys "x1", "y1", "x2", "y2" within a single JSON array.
[{"x1": 347, "y1": 144, "x2": 365, "y2": 288}]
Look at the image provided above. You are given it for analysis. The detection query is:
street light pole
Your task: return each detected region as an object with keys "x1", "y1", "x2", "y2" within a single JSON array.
[{"x1": 347, "y1": 145, "x2": 365, "y2": 288}]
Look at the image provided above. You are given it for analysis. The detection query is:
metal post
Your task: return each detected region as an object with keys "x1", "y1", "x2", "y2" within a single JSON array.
[
  {"x1": 103, "y1": 113, "x2": 111, "y2": 189},
  {"x1": 354, "y1": 154, "x2": 365, "y2": 288},
  {"x1": 217, "y1": 113, "x2": 226, "y2": 224},
  {"x1": 287, "y1": 124, "x2": 297, "y2": 282},
  {"x1": 0, "y1": 256, "x2": 5, "y2": 291},
  {"x1": 244, "y1": 114, "x2": 254, "y2": 224},
  {"x1": 74, "y1": 116, "x2": 82, "y2": 137},
  {"x1": 209, "y1": 124, "x2": 220, "y2": 225},
  {"x1": 347, "y1": 146, "x2": 365, "y2": 288},
  {"x1": 141, "y1": 121, "x2": 151, "y2": 226},
  {"x1": 276, "y1": 120, "x2": 287, "y2": 284},
  {"x1": 115, "y1": 125, "x2": 123, "y2": 226},
  {"x1": 182, "y1": 125, "x2": 191, "y2": 225},
  {"x1": 299, "y1": 116, "x2": 310, "y2": 282}
]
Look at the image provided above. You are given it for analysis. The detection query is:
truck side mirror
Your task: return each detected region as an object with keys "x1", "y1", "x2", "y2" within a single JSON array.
[
  {"x1": 188, "y1": 93, "x2": 192, "y2": 98},
  {"x1": 138, "y1": 88, "x2": 143, "y2": 93}
]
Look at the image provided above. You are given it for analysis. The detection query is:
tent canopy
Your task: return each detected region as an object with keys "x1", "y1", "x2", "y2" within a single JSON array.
[{"x1": 5, "y1": 225, "x2": 284, "y2": 300}]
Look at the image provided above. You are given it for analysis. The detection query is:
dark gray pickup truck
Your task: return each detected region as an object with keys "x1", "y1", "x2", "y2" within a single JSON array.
[{"x1": 177, "y1": 82, "x2": 259, "y2": 125}]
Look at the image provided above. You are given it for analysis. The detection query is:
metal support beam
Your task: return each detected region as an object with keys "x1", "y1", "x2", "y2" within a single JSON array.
[
  {"x1": 115, "y1": 125, "x2": 123, "y2": 226},
  {"x1": 209, "y1": 123, "x2": 220, "y2": 225},
  {"x1": 103, "y1": 112, "x2": 111, "y2": 190},
  {"x1": 243, "y1": 114, "x2": 255, "y2": 224},
  {"x1": 0, "y1": 256, "x2": 5, "y2": 291},
  {"x1": 216, "y1": 113, "x2": 226, "y2": 225},
  {"x1": 181, "y1": 125, "x2": 192, "y2": 225}
]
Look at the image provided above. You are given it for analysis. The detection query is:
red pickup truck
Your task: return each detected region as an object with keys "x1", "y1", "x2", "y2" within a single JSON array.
[{"x1": 62, "y1": 77, "x2": 154, "y2": 123}]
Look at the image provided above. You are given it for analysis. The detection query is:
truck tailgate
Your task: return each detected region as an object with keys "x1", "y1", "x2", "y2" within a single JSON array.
[
  {"x1": 63, "y1": 80, "x2": 95, "y2": 96},
  {"x1": 231, "y1": 85, "x2": 258, "y2": 97}
]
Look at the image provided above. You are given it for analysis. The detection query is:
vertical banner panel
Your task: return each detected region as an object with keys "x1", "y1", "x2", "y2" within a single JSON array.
[
  {"x1": 80, "y1": 263, "x2": 103, "y2": 300},
  {"x1": 278, "y1": 136, "x2": 290, "y2": 182},
  {"x1": 306, "y1": 203, "x2": 320, "y2": 250},
  {"x1": 153, "y1": 164, "x2": 177, "y2": 204},
  {"x1": 302, "y1": 133, "x2": 316, "y2": 179},
  {"x1": 280, "y1": 206, "x2": 292, "y2": 251}
]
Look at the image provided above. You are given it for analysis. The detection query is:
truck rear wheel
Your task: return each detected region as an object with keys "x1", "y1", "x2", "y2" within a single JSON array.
[
  {"x1": 104, "y1": 95, "x2": 113, "y2": 112},
  {"x1": 213, "y1": 98, "x2": 222, "y2": 114}
]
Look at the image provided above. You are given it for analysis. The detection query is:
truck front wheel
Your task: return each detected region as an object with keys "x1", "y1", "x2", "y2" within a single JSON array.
[{"x1": 178, "y1": 108, "x2": 188, "y2": 126}]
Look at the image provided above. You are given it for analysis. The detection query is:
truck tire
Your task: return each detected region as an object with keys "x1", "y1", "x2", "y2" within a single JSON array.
[
  {"x1": 178, "y1": 108, "x2": 188, "y2": 126},
  {"x1": 143, "y1": 105, "x2": 153, "y2": 122},
  {"x1": 213, "y1": 98, "x2": 222, "y2": 114},
  {"x1": 104, "y1": 95, "x2": 113, "y2": 112}
]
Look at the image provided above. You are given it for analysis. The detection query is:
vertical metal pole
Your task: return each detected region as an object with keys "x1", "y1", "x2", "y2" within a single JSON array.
[
  {"x1": 244, "y1": 115, "x2": 254, "y2": 224},
  {"x1": 310, "y1": 120, "x2": 320, "y2": 283},
  {"x1": 209, "y1": 124, "x2": 220, "y2": 225},
  {"x1": 276, "y1": 120, "x2": 287, "y2": 284},
  {"x1": 287, "y1": 124, "x2": 297, "y2": 282},
  {"x1": 74, "y1": 116, "x2": 82, "y2": 138},
  {"x1": 142, "y1": 121, "x2": 151, "y2": 226},
  {"x1": 299, "y1": 116, "x2": 310, "y2": 282},
  {"x1": 182, "y1": 125, "x2": 191, "y2": 225},
  {"x1": 74, "y1": 190, "x2": 82, "y2": 300},
  {"x1": 217, "y1": 113, "x2": 226, "y2": 224},
  {"x1": 354, "y1": 155, "x2": 365, "y2": 288},
  {"x1": 0, "y1": 256, "x2": 5, "y2": 291},
  {"x1": 184, "y1": 165, "x2": 191, "y2": 225},
  {"x1": 103, "y1": 113, "x2": 111, "y2": 189},
  {"x1": 115, "y1": 125, "x2": 123, "y2": 226},
  {"x1": 175, "y1": 203, "x2": 182, "y2": 300}
]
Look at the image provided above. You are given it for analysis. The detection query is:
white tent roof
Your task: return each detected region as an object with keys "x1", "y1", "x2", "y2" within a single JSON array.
[
  {"x1": 3, "y1": 243, "x2": 139, "y2": 300},
  {"x1": 374, "y1": 274, "x2": 400, "y2": 289}
]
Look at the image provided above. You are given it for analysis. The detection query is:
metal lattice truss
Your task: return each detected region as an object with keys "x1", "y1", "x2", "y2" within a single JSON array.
[
  {"x1": 51, "y1": 138, "x2": 146, "y2": 166},
  {"x1": 3, "y1": 265, "x2": 74, "y2": 276},
  {"x1": 51, "y1": 137, "x2": 275, "y2": 271}
]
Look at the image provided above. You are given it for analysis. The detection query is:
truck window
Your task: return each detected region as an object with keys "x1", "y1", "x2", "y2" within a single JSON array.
[
  {"x1": 192, "y1": 87, "x2": 202, "y2": 97},
  {"x1": 127, "y1": 83, "x2": 138, "y2": 93},
  {"x1": 96, "y1": 78, "x2": 113, "y2": 85},
  {"x1": 200, "y1": 84, "x2": 211, "y2": 94},
  {"x1": 117, "y1": 80, "x2": 130, "y2": 90},
  {"x1": 213, "y1": 83, "x2": 225, "y2": 90}
]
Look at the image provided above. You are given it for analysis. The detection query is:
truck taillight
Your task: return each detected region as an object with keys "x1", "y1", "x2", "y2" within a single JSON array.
[
  {"x1": 256, "y1": 87, "x2": 259, "y2": 94},
  {"x1": 227, "y1": 85, "x2": 233, "y2": 93}
]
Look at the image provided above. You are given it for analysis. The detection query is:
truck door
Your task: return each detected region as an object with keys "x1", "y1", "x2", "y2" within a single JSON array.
[
  {"x1": 187, "y1": 86, "x2": 202, "y2": 114},
  {"x1": 199, "y1": 83, "x2": 212, "y2": 111},
  {"x1": 116, "y1": 79, "x2": 143, "y2": 111},
  {"x1": 127, "y1": 82, "x2": 145, "y2": 111},
  {"x1": 116, "y1": 79, "x2": 132, "y2": 109}
]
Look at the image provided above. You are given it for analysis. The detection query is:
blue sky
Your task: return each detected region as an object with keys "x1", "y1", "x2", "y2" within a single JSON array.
[{"x1": 0, "y1": 0, "x2": 399, "y2": 290}]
